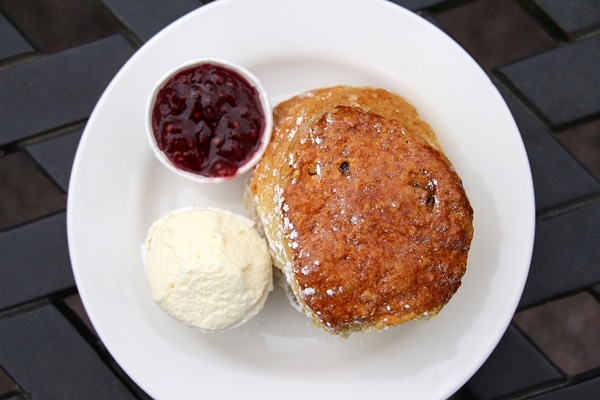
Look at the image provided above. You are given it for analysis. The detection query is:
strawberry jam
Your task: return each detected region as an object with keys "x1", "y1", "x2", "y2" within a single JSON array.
[{"x1": 151, "y1": 63, "x2": 266, "y2": 178}]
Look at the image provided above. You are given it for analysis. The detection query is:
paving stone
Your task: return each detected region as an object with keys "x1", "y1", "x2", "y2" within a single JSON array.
[
  {"x1": 0, "y1": 151, "x2": 66, "y2": 230},
  {"x1": 0, "y1": 0, "x2": 120, "y2": 53},
  {"x1": 63, "y1": 293, "x2": 97, "y2": 337},
  {"x1": 434, "y1": 0, "x2": 556, "y2": 68},
  {"x1": 0, "y1": 366, "x2": 19, "y2": 396},
  {"x1": 593, "y1": 283, "x2": 600, "y2": 297},
  {"x1": 0, "y1": 11, "x2": 34, "y2": 59},
  {"x1": 519, "y1": 200, "x2": 600, "y2": 308},
  {"x1": 531, "y1": 375, "x2": 600, "y2": 399},
  {"x1": 514, "y1": 292, "x2": 600, "y2": 375},
  {"x1": 499, "y1": 35, "x2": 600, "y2": 127},
  {"x1": 465, "y1": 324, "x2": 564, "y2": 400},
  {"x1": 531, "y1": 0, "x2": 600, "y2": 37},
  {"x1": 26, "y1": 128, "x2": 83, "y2": 193},
  {"x1": 101, "y1": 0, "x2": 204, "y2": 42},
  {"x1": 387, "y1": 0, "x2": 449, "y2": 11},
  {"x1": 0, "y1": 393, "x2": 28, "y2": 400},
  {"x1": 497, "y1": 85, "x2": 600, "y2": 212},
  {"x1": 421, "y1": 10, "x2": 443, "y2": 29},
  {"x1": 0, "y1": 34, "x2": 135, "y2": 147},
  {"x1": 0, "y1": 303, "x2": 136, "y2": 400},
  {"x1": 0, "y1": 212, "x2": 73, "y2": 310},
  {"x1": 447, "y1": 387, "x2": 477, "y2": 400},
  {"x1": 557, "y1": 118, "x2": 600, "y2": 181}
]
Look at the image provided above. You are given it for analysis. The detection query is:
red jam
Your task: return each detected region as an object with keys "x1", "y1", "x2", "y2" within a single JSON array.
[{"x1": 152, "y1": 63, "x2": 266, "y2": 178}]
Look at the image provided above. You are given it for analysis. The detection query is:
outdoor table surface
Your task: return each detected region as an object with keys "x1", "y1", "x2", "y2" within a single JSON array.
[{"x1": 1, "y1": 1, "x2": 599, "y2": 399}]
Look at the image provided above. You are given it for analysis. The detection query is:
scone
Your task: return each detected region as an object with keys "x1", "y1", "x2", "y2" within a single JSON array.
[{"x1": 247, "y1": 86, "x2": 474, "y2": 336}]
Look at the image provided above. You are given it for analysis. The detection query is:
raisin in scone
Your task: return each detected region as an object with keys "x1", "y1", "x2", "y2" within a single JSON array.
[{"x1": 248, "y1": 86, "x2": 474, "y2": 336}]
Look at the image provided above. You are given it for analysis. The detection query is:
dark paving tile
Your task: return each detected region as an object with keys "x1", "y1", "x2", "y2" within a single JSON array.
[
  {"x1": 0, "y1": 11, "x2": 34, "y2": 59},
  {"x1": 531, "y1": 0, "x2": 600, "y2": 38},
  {"x1": 514, "y1": 292, "x2": 600, "y2": 375},
  {"x1": 0, "y1": 303, "x2": 136, "y2": 399},
  {"x1": 0, "y1": 212, "x2": 73, "y2": 310},
  {"x1": 519, "y1": 200, "x2": 600, "y2": 308},
  {"x1": 0, "y1": 34, "x2": 135, "y2": 147},
  {"x1": 0, "y1": 151, "x2": 66, "y2": 230},
  {"x1": 0, "y1": 393, "x2": 28, "y2": 400},
  {"x1": 101, "y1": 0, "x2": 204, "y2": 43},
  {"x1": 593, "y1": 283, "x2": 600, "y2": 298},
  {"x1": 0, "y1": 0, "x2": 120, "y2": 54},
  {"x1": 465, "y1": 324, "x2": 564, "y2": 400},
  {"x1": 557, "y1": 118, "x2": 600, "y2": 181},
  {"x1": 497, "y1": 85, "x2": 600, "y2": 212},
  {"x1": 0, "y1": 366, "x2": 19, "y2": 396},
  {"x1": 434, "y1": 0, "x2": 556, "y2": 69},
  {"x1": 499, "y1": 34, "x2": 600, "y2": 128},
  {"x1": 63, "y1": 293, "x2": 97, "y2": 337},
  {"x1": 448, "y1": 387, "x2": 477, "y2": 400},
  {"x1": 26, "y1": 128, "x2": 83, "y2": 193},
  {"x1": 388, "y1": 0, "x2": 449, "y2": 11},
  {"x1": 531, "y1": 375, "x2": 600, "y2": 400}
]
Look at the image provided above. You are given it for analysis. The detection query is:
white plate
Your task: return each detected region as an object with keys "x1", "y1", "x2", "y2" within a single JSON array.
[{"x1": 67, "y1": 0, "x2": 535, "y2": 399}]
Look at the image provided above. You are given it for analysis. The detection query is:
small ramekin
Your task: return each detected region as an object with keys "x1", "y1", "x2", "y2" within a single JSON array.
[{"x1": 145, "y1": 57, "x2": 272, "y2": 183}]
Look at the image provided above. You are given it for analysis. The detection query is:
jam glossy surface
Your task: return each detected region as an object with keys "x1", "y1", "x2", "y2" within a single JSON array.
[{"x1": 152, "y1": 63, "x2": 266, "y2": 177}]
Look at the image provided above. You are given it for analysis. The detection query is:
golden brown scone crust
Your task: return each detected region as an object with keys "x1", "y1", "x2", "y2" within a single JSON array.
[{"x1": 248, "y1": 86, "x2": 473, "y2": 336}]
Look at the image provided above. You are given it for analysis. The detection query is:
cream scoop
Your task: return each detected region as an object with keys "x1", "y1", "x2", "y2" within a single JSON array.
[{"x1": 143, "y1": 207, "x2": 273, "y2": 332}]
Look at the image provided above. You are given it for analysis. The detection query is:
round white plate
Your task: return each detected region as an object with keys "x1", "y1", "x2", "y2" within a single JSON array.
[{"x1": 67, "y1": 0, "x2": 535, "y2": 399}]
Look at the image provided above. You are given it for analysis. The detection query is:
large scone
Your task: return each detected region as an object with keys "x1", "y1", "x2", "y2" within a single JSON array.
[{"x1": 247, "y1": 86, "x2": 474, "y2": 336}]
